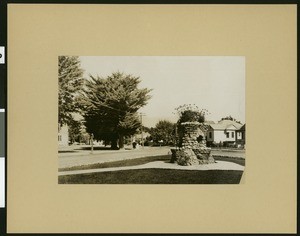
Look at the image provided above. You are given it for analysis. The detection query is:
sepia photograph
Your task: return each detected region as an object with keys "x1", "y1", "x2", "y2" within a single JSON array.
[
  {"x1": 58, "y1": 56, "x2": 245, "y2": 184},
  {"x1": 6, "y1": 3, "x2": 296, "y2": 233}
]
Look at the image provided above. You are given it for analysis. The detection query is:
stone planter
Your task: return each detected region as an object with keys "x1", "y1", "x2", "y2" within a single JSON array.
[{"x1": 170, "y1": 121, "x2": 215, "y2": 166}]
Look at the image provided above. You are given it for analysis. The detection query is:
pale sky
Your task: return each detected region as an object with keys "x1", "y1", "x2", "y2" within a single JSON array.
[{"x1": 79, "y1": 56, "x2": 245, "y2": 128}]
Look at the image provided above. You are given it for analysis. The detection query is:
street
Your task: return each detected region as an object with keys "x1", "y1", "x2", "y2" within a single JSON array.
[
  {"x1": 211, "y1": 149, "x2": 245, "y2": 158},
  {"x1": 58, "y1": 146, "x2": 171, "y2": 169},
  {"x1": 58, "y1": 146, "x2": 245, "y2": 169}
]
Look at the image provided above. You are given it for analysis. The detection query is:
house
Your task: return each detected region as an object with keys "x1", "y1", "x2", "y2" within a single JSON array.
[
  {"x1": 206, "y1": 120, "x2": 244, "y2": 146},
  {"x1": 236, "y1": 124, "x2": 246, "y2": 145},
  {"x1": 203, "y1": 120, "x2": 215, "y2": 125},
  {"x1": 58, "y1": 124, "x2": 69, "y2": 146},
  {"x1": 58, "y1": 113, "x2": 84, "y2": 147},
  {"x1": 132, "y1": 131, "x2": 151, "y2": 145}
]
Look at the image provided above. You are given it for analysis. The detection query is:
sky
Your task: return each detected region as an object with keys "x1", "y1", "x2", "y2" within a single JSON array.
[{"x1": 79, "y1": 56, "x2": 245, "y2": 128}]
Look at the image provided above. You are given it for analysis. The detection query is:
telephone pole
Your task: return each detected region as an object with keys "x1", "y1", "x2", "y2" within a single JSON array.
[
  {"x1": 139, "y1": 113, "x2": 146, "y2": 148},
  {"x1": 90, "y1": 133, "x2": 94, "y2": 154}
]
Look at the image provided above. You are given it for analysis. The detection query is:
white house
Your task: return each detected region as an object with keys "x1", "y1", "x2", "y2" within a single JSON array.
[
  {"x1": 58, "y1": 124, "x2": 69, "y2": 146},
  {"x1": 236, "y1": 124, "x2": 246, "y2": 145},
  {"x1": 132, "y1": 131, "x2": 151, "y2": 144},
  {"x1": 206, "y1": 120, "x2": 243, "y2": 144},
  {"x1": 58, "y1": 113, "x2": 84, "y2": 147}
]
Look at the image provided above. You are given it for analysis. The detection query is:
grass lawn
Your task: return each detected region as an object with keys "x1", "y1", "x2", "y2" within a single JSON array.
[
  {"x1": 213, "y1": 156, "x2": 245, "y2": 166},
  {"x1": 58, "y1": 154, "x2": 245, "y2": 184},
  {"x1": 58, "y1": 169, "x2": 243, "y2": 184},
  {"x1": 59, "y1": 155, "x2": 170, "y2": 172}
]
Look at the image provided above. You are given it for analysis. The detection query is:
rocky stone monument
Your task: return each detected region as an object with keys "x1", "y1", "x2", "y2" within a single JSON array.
[{"x1": 170, "y1": 121, "x2": 215, "y2": 166}]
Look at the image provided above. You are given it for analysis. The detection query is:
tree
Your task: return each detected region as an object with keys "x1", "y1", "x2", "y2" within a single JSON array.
[
  {"x1": 175, "y1": 104, "x2": 209, "y2": 124},
  {"x1": 82, "y1": 72, "x2": 152, "y2": 149},
  {"x1": 220, "y1": 115, "x2": 242, "y2": 124},
  {"x1": 68, "y1": 119, "x2": 84, "y2": 144},
  {"x1": 141, "y1": 125, "x2": 151, "y2": 133},
  {"x1": 174, "y1": 104, "x2": 210, "y2": 145},
  {"x1": 58, "y1": 56, "x2": 84, "y2": 126},
  {"x1": 221, "y1": 115, "x2": 234, "y2": 121},
  {"x1": 149, "y1": 120, "x2": 176, "y2": 145}
]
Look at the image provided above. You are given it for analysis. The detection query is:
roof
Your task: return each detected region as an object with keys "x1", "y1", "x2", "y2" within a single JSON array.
[
  {"x1": 239, "y1": 124, "x2": 246, "y2": 131},
  {"x1": 209, "y1": 120, "x2": 243, "y2": 131},
  {"x1": 203, "y1": 120, "x2": 215, "y2": 124}
]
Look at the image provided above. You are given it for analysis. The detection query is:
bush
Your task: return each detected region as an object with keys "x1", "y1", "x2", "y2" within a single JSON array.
[
  {"x1": 207, "y1": 141, "x2": 217, "y2": 147},
  {"x1": 223, "y1": 141, "x2": 235, "y2": 148},
  {"x1": 144, "y1": 140, "x2": 150, "y2": 146}
]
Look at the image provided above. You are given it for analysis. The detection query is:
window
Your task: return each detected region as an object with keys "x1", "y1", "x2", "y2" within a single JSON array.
[
  {"x1": 58, "y1": 135, "x2": 61, "y2": 141},
  {"x1": 226, "y1": 132, "x2": 229, "y2": 138},
  {"x1": 209, "y1": 132, "x2": 212, "y2": 138},
  {"x1": 232, "y1": 132, "x2": 234, "y2": 138}
]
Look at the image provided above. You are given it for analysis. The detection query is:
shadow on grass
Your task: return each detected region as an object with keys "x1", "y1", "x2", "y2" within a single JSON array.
[
  {"x1": 58, "y1": 150, "x2": 78, "y2": 153},
  {"x1": 213, "y1": 155, "x2": 245, "y2": 166},
  {"x1": 75, "y1": 146, "x2": 113, "y2": 151},
  {"x1": 74, "y1": 146, "x2": 133, "y2": 151},
  {"x1": 58, "y1": 169, "x2": 244, "y2": 184}
]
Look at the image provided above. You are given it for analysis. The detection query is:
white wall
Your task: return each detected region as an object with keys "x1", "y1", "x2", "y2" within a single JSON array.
[
  {"x1": 58, "y1": 125, "x2": 69, "y2": 146},
  {"x1": 208, "y1": 130, "x2": 236, "y2": 143}
]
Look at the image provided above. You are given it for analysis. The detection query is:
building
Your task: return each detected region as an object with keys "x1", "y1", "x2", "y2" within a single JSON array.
[
  {"x1": 132, "y1": 131, "x2": 151, "y2": 144},
  {"x1": 58, "y1": 113, "x2": 84, "y2": 146},
  {"x1": 206, "y1": 120, "x2": 244, "y2": 146},
  {"x1": 236, "y1": 124, "x2": 246, "y2": 145},
  {"x1": 58, "y1": 124, "x2": 69, "y2": 146}
]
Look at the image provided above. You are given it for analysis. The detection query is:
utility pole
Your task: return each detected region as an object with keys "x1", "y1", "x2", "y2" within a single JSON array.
[
  {"x1": 175, "y1": 125, "x2": 178, "y2": 149},
  {"x1": 139, "y1": 113, "x2": 146, "y2": 148},
  {"x1": 90, "y1": 133, "x2": 94, "y2": 154}
]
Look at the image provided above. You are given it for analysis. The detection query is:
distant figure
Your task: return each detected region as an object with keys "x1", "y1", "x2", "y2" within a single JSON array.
[
  {"x1": 158, "y1": 140, "x2": 163, "y2": 147},
  {"x1": 132, "y1": 141, "x2": 137, "y2": 149}
]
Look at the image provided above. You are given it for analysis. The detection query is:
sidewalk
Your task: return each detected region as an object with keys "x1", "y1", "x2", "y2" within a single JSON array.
[{"x1": 211, "y1": 149, "x2": 245, "y2": 159}]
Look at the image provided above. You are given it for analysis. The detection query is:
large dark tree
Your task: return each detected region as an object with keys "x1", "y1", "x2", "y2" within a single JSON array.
[
  {"x1": 58, "y1": 56, "x2": 84, "y2": 126},
  {"x1": 82, "y1": 72, "x2": 152, "y2": 149}
]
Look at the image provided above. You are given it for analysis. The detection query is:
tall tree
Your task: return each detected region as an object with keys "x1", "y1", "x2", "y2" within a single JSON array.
[
  {"x1": 149, "y1": 120, "x2": 176, "y2": 145},
  {"x1": 58, "y1": 56, "x2": 84, "y2": 126},
  {"x1": 68, "y1": 119, "x2": 84, "y2": 144},
  {"x1": 82, "y1": 72, "x2": 152, "y2": 149}
]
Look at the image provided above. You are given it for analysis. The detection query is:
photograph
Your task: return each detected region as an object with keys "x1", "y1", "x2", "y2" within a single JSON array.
[
  {"x1": 58, "y1": 56, "x2": 245, "y2": 184},
  {"x1": 4, "y1": 3, "x2": 296, "y2": 233}
]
